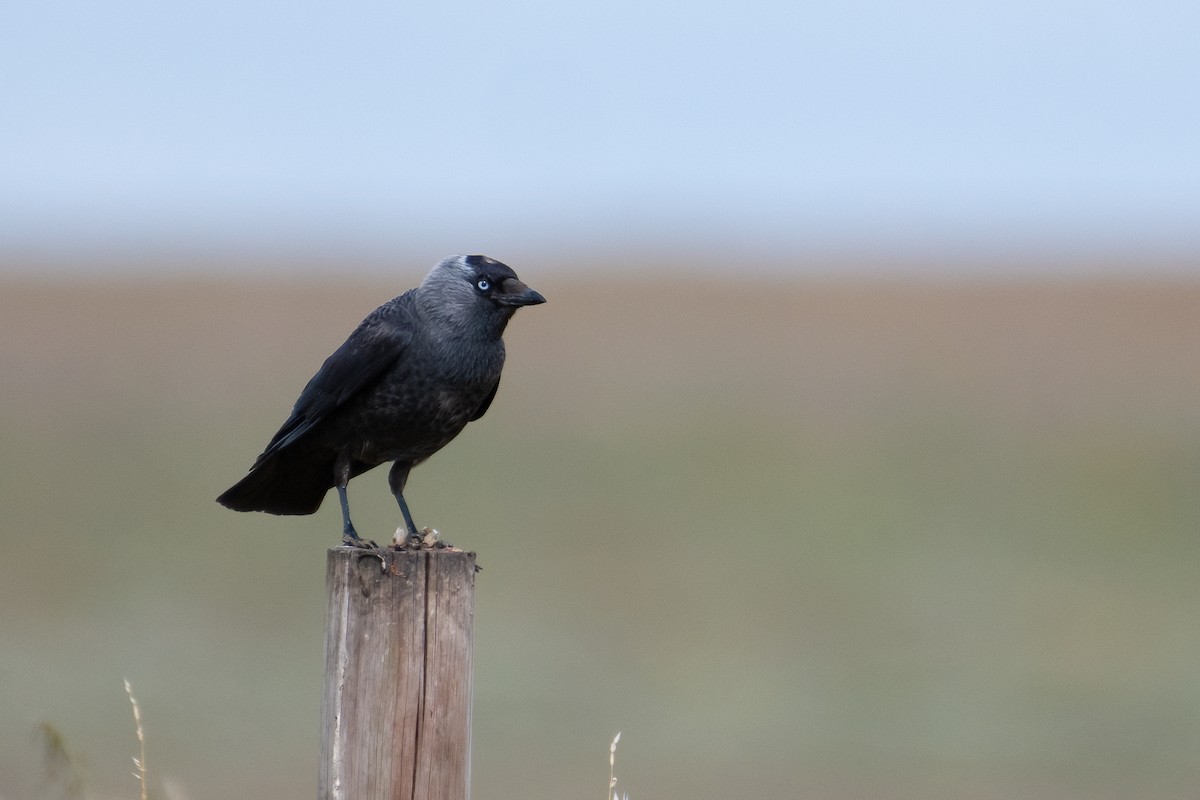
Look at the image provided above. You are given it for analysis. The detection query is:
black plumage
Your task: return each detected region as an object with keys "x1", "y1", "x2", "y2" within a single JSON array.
[{"x1": 216, "y1": 255, "x2": 545, "y2": 544}]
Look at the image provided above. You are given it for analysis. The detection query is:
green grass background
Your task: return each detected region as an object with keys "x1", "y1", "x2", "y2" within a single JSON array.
[{"x1": 2, "y1": 271, "x2": 1199, "y2": 799}]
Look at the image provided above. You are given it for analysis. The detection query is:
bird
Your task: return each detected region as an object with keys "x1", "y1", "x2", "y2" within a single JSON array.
[{"x1": 216, "y1": 254, "x2": 545, "y2": 546}]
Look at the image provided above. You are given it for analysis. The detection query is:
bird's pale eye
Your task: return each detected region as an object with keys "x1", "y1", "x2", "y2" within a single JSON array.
[{"x1": 476, "y1": 279, "x2": 490, "y2": 292}]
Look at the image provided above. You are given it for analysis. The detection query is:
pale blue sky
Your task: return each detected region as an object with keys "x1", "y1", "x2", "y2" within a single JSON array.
[{"x1": 2, "y1": 0, "x2": 1198, "y2": 273}]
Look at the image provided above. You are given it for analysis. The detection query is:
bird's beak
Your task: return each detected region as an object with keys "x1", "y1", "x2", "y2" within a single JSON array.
[{"x1": 496, "y1": 278, "x2": 546, "y2": 307}]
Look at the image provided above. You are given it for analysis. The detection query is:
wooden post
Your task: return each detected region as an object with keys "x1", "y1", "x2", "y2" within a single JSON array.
[{"x1": 319, "y1": 547, "x2": 476, "y2": 800}]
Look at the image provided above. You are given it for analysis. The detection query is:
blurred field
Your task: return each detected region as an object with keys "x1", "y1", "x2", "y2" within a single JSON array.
[{"x1": 2, "y1": 269, "x2": 1199, "y2": 800}]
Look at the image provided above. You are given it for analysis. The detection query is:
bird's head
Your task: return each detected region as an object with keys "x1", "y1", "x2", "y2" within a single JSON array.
[{"x1": 418, "y1": 255, "x2": 545, "y2": 333}]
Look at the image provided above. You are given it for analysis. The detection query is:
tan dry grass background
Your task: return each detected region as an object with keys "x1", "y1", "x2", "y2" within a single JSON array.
[{"x1": 2, "y1": 271, "x2": 1199, "y2": 800}]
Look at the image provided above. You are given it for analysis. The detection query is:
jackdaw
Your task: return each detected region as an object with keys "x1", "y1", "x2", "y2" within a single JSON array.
[{"x1": 216, "y1": 255, "x2": 545, "y2": 545}]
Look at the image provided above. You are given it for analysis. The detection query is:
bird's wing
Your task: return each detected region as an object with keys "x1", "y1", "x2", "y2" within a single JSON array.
[
  {"x1": 255, "y1": 305, "x2": 412, "y2": 461},
  {"x1": 469, "y1": 377, "x2": 501, "y2": 422}
]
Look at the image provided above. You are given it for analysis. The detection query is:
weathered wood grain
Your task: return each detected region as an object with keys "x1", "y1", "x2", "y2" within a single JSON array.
[{"x1": 319, "y1": 548, "x2": 476, "y2": 800}]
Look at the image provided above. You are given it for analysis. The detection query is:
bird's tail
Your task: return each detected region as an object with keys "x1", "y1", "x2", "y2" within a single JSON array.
[{"x1": 216, "y1": 452, "x2": 334, "y2": 515}]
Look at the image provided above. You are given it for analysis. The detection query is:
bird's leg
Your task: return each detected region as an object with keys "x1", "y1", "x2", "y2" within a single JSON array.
[
  {"x1": 388, "y1": 461, "x2": 419, "y2": 539},
  {"x1": 334, "y1": 454, "x2": 375, "y2": 547},
  {"x1": 336, "y1": 483, "x2": 360, "y2": 544}
]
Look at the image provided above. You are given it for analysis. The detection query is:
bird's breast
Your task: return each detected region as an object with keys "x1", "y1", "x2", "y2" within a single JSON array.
[{"x1": 326, "y1": 348, "x2": 502, "y2": 465}]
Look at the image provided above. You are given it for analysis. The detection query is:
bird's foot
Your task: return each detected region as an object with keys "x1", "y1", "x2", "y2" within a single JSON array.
[
  {"x1": 391, "y1": 526, "x2": 453, "y2": 550},
  {"x1": 341, "y1": 528, "x2": 378, "y2": 549},
  {"x1": 391, "y1": 526, "x2": 421, "y2": 549}
]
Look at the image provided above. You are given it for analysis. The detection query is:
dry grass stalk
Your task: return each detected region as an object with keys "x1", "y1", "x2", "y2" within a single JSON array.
[
  {"x1": 608, "y1": 731, "x2": 628, "y2": 800},
  {"x1": 124, "y1": 679, "x2": 147, "y2": 800}
]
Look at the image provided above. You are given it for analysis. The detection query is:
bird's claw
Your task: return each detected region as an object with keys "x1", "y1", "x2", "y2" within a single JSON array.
[
  {"x1": 342, "y1": 532, "x2": 378, "y2": 549},
  {"x1": 390, "y1": 526, "x2": 453, "y2": 550}
]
